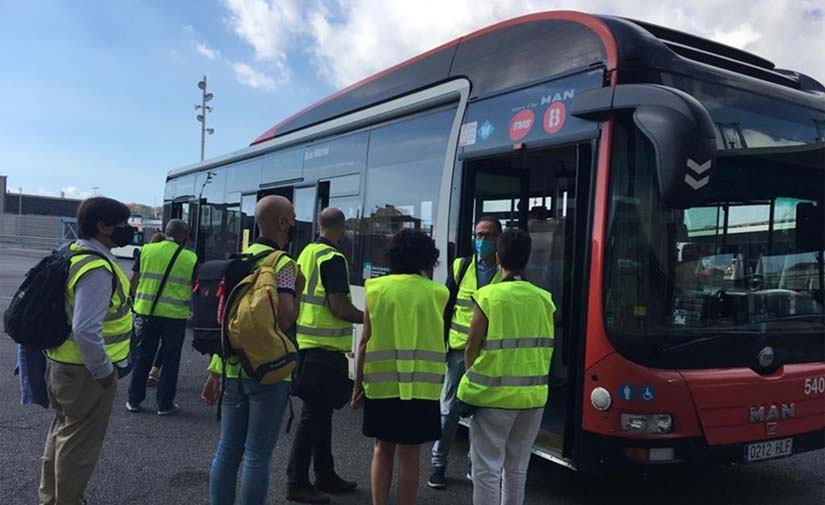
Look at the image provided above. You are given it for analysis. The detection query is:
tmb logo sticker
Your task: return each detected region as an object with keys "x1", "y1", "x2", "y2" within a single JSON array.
[
  {"x1": 543, "y1": 102, "x2": 566, "y2": 135},
  {"x1": 508, "y1": 109, "x2": 535, "y2": 141}
]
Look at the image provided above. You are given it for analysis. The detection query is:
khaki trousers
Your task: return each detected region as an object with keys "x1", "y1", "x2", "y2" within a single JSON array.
[{"x1": 39, "y1": 361, "x2": 117, "y2": 505}]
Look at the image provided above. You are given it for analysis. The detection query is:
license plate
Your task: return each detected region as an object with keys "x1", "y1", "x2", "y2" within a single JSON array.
[{"x1": 744, "y1": 438, "x2": 793, "y2": 463}]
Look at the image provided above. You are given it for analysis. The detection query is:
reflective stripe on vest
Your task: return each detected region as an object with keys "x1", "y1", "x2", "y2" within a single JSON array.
[
  {"x1": 47, "y1": 246, "x2": 133, "y2": 365},
  {"x1": 457, "y1": 280, "x2": 556, "y2": 409},
  {"x1": 295, "y1": 242, "x2": 353, "y2": 352},
  {"x1": 363, "y1": 274, "x2": 449, "y2": 401},
  {"x1": 449, "y1": 257, "x2": 501, "y2": 350},
  {"x1": 133, "y1": 241, "x2": 197, "y2": 319}
]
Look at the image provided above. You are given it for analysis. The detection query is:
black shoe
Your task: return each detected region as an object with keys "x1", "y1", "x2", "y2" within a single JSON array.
[
  {"x1": 316, "y1": 474, "x2": 357, "y2": 494},
  {"x1": 427, "y1": 466, "x2": 447, "y2": 489},
  {"x1": 286, "y1": 485, "x2": 330, "y2": 504}
]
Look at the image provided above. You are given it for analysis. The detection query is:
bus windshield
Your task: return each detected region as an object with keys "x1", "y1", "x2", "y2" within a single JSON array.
[{"x1": 604, "y1": 101, "x2": 825, "y2": 370}]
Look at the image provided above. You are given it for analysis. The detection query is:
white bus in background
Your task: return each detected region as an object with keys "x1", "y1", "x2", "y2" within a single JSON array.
[{"x1": 111, "y1": 222, "x2": 161, "y2": 259}]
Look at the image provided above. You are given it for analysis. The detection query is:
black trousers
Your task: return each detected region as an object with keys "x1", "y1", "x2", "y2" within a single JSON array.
[{"x1": 286, "y1": 349, "x2": 350, "y2": 488}]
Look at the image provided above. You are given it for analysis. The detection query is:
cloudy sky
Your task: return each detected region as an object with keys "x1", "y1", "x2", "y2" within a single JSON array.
[{"x1": 1, "y1": 0, "x2": 823, "y2": 205}]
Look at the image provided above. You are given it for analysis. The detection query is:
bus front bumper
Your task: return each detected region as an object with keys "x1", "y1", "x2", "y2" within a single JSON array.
[{"x1": 577, "y1": 428, "x2": 825, "y2": 474}]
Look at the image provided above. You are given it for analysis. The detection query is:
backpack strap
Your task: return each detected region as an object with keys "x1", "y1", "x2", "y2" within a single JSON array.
[
  {"x1": 443, "y1": 256, "x2": 473, "y2": 343},
  {"x1": 148, "y1": 244, "x2": 185, "y2": 317},
  {"x1": 259, "y1": 250, "x2": 287, "y2": 269}
]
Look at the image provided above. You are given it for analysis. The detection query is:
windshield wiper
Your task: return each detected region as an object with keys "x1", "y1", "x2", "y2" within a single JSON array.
[
  {"x1": 657, "y1": 331, "x2": 763, "y2": 355},
  {"x1": 751, "y1": 313, "x2": 825, "y2": 323}
]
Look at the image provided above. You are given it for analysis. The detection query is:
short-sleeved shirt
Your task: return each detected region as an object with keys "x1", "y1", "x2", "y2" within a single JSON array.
[{"x1": 317, "y1": 237, "x2": 350, "y2": 295}]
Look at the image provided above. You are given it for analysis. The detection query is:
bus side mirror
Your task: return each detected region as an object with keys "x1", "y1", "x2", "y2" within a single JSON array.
[{"x1": 572, "y1": 84, "x2": 717, "y2": 209}]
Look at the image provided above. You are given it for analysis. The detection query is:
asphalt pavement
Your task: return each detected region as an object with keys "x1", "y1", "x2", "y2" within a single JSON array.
[{"x1": 0, "y1": 246, "x2": 823, "y2": 505}]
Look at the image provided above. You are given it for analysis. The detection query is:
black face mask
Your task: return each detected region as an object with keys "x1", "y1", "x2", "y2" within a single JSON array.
[
  {"x1": 286, "y1": 223, "x2": 296, "y2": 245},
  {"x1": 110, "y1": 226, "x2": 136, "y2": 248}
]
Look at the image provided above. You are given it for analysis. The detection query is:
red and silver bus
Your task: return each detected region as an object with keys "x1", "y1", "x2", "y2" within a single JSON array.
[{"x1": 164, "y1": 11, "x2": 825, "y2": 472}]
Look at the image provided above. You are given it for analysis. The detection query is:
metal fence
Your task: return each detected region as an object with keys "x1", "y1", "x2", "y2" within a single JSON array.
[{"x1": 0, "y1": 214, "x2": 73, "y2": 250}]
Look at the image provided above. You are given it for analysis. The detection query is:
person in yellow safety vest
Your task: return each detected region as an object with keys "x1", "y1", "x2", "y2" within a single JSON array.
[
  {"x1": 126, "y1": 219, "x2": 198, "y2": 416},
  {"x1": 129, "y1": 231, "x2": 167, "y2": 387},
  {"x1": 428, "y1": 216, "x2": 502, "y2": 489},
  {"x1": 458, "y1": 229, "x2": 556, "y2": 505},
  {"x1": 39, "y1": 197, "x2": 135, "y2": 505},
  {"x1": 287, "y1": 208, "x2": 363, "y2": 504},
  {"x1": 200, "y1": 195, "x2": 303, "y2": 505},
  {"x1": 352, "y1": 229, "x2": 449, "y2": 505}
]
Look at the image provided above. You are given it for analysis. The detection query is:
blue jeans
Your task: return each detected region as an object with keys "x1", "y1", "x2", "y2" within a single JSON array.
[
  {"x1": 210, "y1": 378, "x2": 290, "y2": 505},
  {"x1": 431, "y1": 349, "x2": 468, "y2": 469},
  {"x1": 128, "y1": 315, "x2": 186, "y2": 411}
]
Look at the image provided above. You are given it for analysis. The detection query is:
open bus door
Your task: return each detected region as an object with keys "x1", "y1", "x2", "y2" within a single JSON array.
[
  {"x1": 458, "y1": 142, "x2": 593, "y2": 468},
  {"x1": 237, "y1": 183, "x2": 329, "y2": 257}
]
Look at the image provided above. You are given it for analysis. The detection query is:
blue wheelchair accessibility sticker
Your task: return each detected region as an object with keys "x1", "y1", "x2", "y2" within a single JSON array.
[{"x1": 640, "y1": 385, "x2": 656, "y2": 402}]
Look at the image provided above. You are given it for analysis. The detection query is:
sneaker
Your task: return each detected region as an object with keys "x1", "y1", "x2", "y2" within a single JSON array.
[
  {"x1": 286, "y1": 485, "x2": 330, "y2": 504},
  {"x1": 125, "y1": 401, "x2": 141, "y2": 413},
  {"x1": 315, "y1": 474, "x2": 357, "y2": 494},
  {"x1": 466, "y1": 461, "x2": 473, "y2": 481},
  {"x1": 427, "y1": 466, "x2": 447, "y2": 489},
  {"x1": 157, "y1": 404, "x2": 180, "y2": 416}
]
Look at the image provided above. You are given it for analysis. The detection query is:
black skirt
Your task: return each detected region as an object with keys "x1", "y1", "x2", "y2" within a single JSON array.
[{"x1": 362, "y1": 397, "x2": 441, "y2": 445}]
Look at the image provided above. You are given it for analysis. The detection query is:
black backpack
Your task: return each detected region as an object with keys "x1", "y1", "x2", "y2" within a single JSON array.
[
  {"x1": 4, "y1": 246, "x2": 115, "y2": 350},
  {"x1": 191, "y1": 249, "x2": 274, "y2": 356}
]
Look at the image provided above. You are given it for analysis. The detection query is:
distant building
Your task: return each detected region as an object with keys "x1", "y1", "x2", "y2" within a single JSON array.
[{"x1": 0, "y1": 175, "x2": 82, "y2": 218}]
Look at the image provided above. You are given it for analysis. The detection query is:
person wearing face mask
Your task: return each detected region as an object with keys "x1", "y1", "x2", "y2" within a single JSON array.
[
  {"x1": 286, "y1": 207, "x2": 363, "y2": 503},
  {"x1": 428, "y1": 216, "x2": 502, "y2": 490},
  {"x1": 202, "y1": 194, "x2": 303, "y2": 505},
  {"x1": 126, "y1": 219, "x2": 198, "y2": 416},
  {"x1": 39, "y1": 197, "x2": 135, "y2": 505}
]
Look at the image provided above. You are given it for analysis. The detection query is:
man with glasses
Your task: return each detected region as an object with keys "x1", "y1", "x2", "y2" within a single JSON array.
[{"x1": 428, "y1": 217, "x2": 502, "y2": 489}]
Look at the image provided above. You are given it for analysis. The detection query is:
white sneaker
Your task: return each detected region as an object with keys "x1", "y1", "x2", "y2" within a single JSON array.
[{"x1": 125, "y1": 401, "x2": 141, "y2": 413}]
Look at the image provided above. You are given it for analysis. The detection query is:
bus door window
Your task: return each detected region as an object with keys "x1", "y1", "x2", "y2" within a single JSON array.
[
  {"x1": 293, "y1": 185, "x2": 319, "y2": 257},
  {"x1": 239, "y1": 193, "x2": 257, "y2": 252},
  {"x1": 320, "y1": 175, "x2": 365, "y2": 284}
]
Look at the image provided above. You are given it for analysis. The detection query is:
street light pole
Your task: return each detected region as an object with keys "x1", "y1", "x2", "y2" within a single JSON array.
[
  {"x1": 17, "y1": 187, "x2": 22, "y2": 244},
  {"x1": 196, "y1": 76, "x2": 215, "y2": 162}
]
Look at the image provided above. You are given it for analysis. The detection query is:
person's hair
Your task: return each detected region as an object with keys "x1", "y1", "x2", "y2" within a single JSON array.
[
  {"x1": 165, "y1": 219, "x2": 189, "y2": 239},
  {"x1": 149, "y1": 232, "x2": 166, "y2": 243},
  {"x1": 477, "y1": 216, "x2": 502, "y2": 234},
  {"x1": 385, "y1": 229, "x2": 439, "y2": 274},
  {"x1": 76, "y1": 197, "x2": 131, "y2": 240},
  {"x1": 318, "y1": 207, "x2": 345, "y2": 230},
  {"x1": 497, "y1": 229, "x2": 532, "y2": 272}
]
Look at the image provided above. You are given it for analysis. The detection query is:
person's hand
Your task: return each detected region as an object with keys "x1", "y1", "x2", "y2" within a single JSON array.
[
  {"x1": 351, "y1": 384, "x2": 365, "y2": 410},
  {"x1": 201, "y1": 373, "x2": 221, "y2": 406},
  {"x1": 96, "y1": 370, "x2": 117, "y2": 389}
]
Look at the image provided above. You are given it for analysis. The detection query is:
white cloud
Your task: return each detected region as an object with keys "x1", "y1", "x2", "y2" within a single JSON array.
[
  {"x1": 220, "y1": 0, "x2": 825, "y2": 89},
  {"x1": 37, "y1": 186, "x2": 93, "y2": 200},
  {"x1": 232, "y1": 61, "x2": 278, "y2": 90},
  {"x1": 222, "y1": 0, "x2": 302, "y2": 74},
  {"x1": 185, "y1": 25, "x2": 221, "y2": 60}
]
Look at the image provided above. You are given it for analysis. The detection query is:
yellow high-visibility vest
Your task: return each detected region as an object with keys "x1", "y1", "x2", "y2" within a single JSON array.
[
  {"x1": 133, "y1": 240, "x2": 198, "y2": 319},
  {"x1": 295, "y1": 242, "x2": 353, "y2": 352},
  {"x1": 363, "y1": 274, "x2": 449, "y2": 401},
  {"x1": 46, "y1": 244, "x2": 132, "y2": 365},
  {"x1": 457, "y1": 280, "x2": 556, "y2": 409},
  {"x1": 449, "y1": 257, "x2": 501, "y2": 350}
]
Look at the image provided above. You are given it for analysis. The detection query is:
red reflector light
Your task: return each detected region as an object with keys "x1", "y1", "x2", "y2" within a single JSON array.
[{"x1": 624, "y1": 448, "x2": 649, "y2": 463}]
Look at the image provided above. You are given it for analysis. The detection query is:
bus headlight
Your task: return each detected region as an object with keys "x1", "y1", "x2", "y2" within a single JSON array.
[
  {"x1": 620, "y1": 413, "x2": 673, "y2": 433},
  {"x1": 590, "y1": 387, "x2": 612, "y2": 411}
]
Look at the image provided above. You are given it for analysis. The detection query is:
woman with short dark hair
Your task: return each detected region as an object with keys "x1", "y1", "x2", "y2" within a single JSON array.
[
  {"x1": 352, "y1": 229, "x2": 449, "y2": 505},
  {"x1": 458, "y1": 228, "x2": 556, "y2": 505}
]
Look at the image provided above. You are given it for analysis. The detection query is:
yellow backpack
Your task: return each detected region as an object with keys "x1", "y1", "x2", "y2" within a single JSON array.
[{"x1": 224, "y1": 251, "x2": 301, "y2": 384}]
